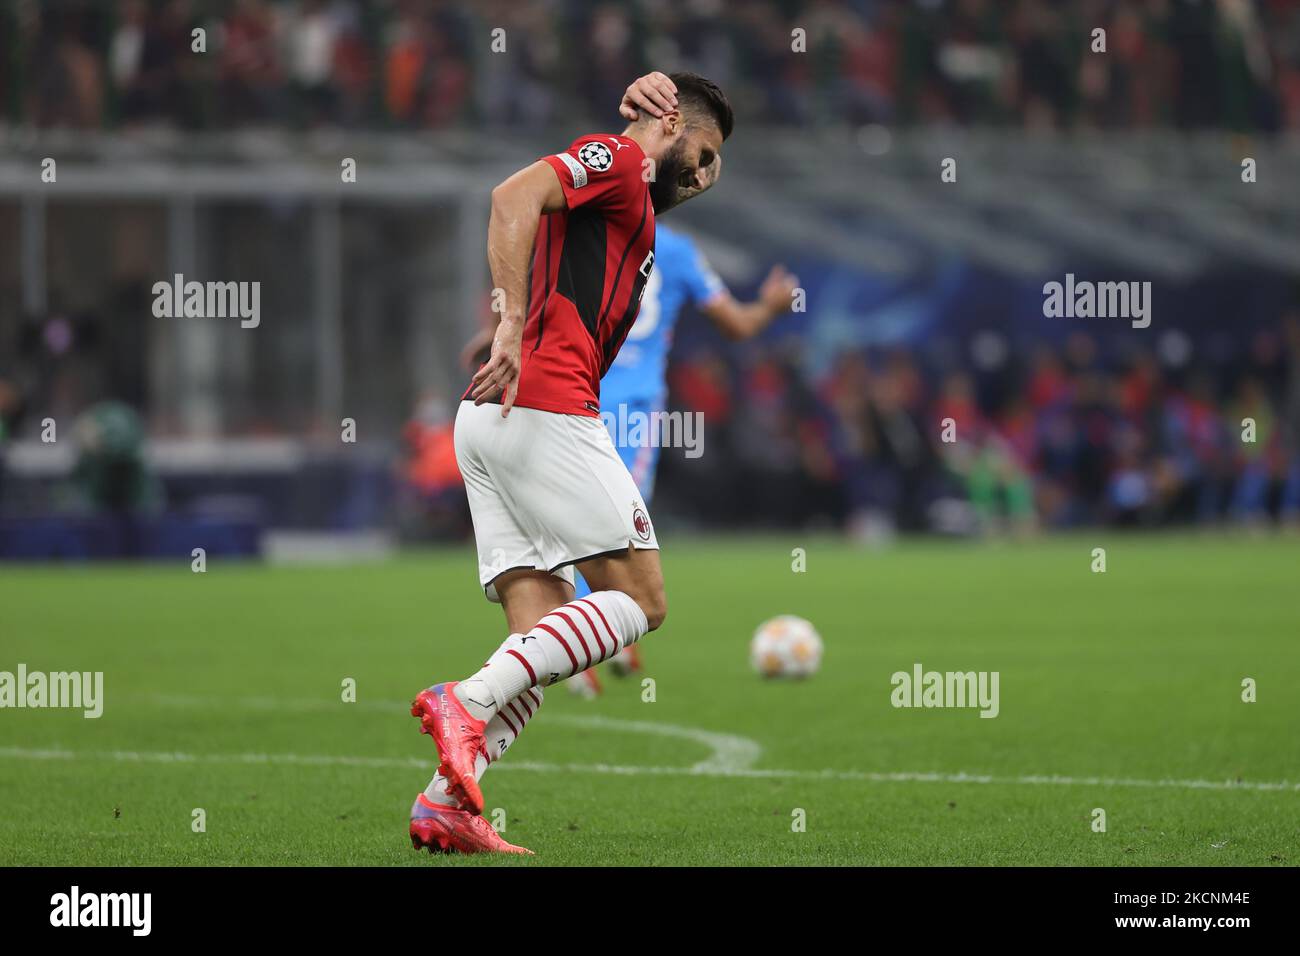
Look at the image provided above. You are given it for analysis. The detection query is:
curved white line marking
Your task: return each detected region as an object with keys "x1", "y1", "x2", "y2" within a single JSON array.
[
  {"x1": 0, "y1": 747, "x2": 1295, "y2": 792},
  {"x1": 545, "y1": 714, "x2": 761, "y2": 773},
  {"x1": 146, "y1": 694, "x2": 762, "y2": 772}
]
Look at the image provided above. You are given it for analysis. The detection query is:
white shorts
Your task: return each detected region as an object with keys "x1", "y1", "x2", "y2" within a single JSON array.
[{"x1": 455, "y1": 401, "x2": 659, "y2": 602}]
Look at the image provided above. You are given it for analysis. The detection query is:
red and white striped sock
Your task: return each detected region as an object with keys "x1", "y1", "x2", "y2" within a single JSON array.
[
  {"x1": 422, "y1": 686, "x2": 544, "y2": 807},
  {"x1": 455, "y1": 591, "x2": 648, "y2": 719}
]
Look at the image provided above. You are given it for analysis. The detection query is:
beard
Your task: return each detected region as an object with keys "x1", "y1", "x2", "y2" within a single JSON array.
[{"x1": 650, "y1": 139, "x2": 690, "y2": 214}]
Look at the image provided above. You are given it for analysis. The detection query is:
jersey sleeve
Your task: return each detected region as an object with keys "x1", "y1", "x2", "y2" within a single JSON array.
[
  {"x1": 681, "y1": 238, "x2": 728, "y2": 306},
  {"x1": 542, "y1": 137, "x2": 640, "y2": 212}
]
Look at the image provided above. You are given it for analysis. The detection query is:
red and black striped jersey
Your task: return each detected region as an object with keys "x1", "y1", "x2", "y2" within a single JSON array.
[{"x1": 474, "y1": 133, "x2": 656, "y2": 418}]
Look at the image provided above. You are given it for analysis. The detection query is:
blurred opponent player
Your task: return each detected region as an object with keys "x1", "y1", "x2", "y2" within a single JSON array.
[
  {"x1": 409, "y1": 72, "x2": 734, "y2": 855},
  {"x1": 567, "y1": 76, "x2": 799, "y2": 696},
  {"x1": 570, "y1": 223, "x2": 797, "y2": 694}
]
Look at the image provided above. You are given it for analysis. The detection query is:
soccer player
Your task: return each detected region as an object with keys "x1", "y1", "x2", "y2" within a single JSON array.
[{"x1": 409, "y1": 71, "x2": 734, "y2": 855}]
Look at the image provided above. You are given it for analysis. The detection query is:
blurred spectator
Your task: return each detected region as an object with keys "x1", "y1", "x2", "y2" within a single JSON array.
[
  {"x1": 66, "y1": 401, "x2": 163, "y2": 515},
  {"x1": 28, "y1": 4, "x2": 104, "y2": 128},
  {"x1": 111, "y1": 0, "x2": 193, "y2": 125},
  {"x1": 220, "y1": 0, "x2": 283, "y2": 124},
  {"x1": 283, "y1": 0, "x2": 340, "y2": 124},
  {"x1": 397, "y1": 391, "x2": 466, "y2": 539}
]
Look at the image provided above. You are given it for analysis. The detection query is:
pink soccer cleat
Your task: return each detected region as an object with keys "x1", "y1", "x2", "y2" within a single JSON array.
[
  {"x1": 411, "y1": 682, "x2": 486, "y2": 815},
  {"x1": 409, "y1": 794, "x2": 532, "y2": 855}
]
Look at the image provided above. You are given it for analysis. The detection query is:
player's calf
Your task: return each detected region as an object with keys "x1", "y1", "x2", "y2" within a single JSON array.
[
  {"x1": 635, "y1": 585, "x2": 668, "y2": 632},
  {"x1": 578, "y1": 546, "x2": 668, "y2": 631}
]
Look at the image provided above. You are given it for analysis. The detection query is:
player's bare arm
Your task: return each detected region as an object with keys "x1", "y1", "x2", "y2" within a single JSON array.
[
  {"x1": 471, "y1": 161, "x2": 567, "y2": 415},
  {"x1": 702, "y1": 263, "x2": 799, "y2": 340}
]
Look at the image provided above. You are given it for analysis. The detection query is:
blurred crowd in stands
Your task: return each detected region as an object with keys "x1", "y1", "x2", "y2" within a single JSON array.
[
  {"x1": 6, "y1": 0, "x2": 1300, "y2": 133},
  {"x1": 11, "y1": 309, "x2": 1300, "y2": 534},
  {"x1": 6, "y1": 0, "x2": 1300, "y2": 538},
  {"x1": 656, "y1": 317, "x2": 1300, "y2": 534}
]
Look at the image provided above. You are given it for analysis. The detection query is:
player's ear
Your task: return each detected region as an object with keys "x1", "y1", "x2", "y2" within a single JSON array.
[{"x1": 660, "y1": 109, "x2": 684, "y2": 138}]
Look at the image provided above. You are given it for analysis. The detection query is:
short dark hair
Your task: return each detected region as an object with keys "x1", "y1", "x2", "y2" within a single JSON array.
[{"x1": 669, "y1": 71, "x2": 734, "y2": 140}]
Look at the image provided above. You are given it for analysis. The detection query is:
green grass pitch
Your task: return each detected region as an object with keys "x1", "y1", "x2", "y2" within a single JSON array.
[{"x1": 1, "y1": 533, "x2": 1296, "y2": 866}]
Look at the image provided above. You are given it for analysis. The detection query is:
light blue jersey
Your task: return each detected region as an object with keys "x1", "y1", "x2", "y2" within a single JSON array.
[
  {"x1": 574, "y1": 228, "x2": 727, "y2": 602},
  {"x1": 601, "y1": 226, "x2": 726, "y2": 413}
]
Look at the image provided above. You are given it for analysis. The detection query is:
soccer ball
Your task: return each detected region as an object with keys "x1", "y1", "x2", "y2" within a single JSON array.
[{"x1": 749, "y1": 615, "x2": 823, "y2": 679}]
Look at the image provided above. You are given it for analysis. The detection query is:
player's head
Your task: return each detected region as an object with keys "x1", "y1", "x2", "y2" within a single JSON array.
[{"x1": 629, "y1": 71, "x2": 733, "y2": 213}]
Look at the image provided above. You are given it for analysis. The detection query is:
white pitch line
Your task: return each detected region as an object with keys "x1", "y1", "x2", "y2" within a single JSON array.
[
  {"x1": 147, "y1": 693, "x2": 764, "y2": 772},
  {"x1": 544, "y1": 714, "x2": 761, "y2": 773},
  {"x1": 0, "y1": 746, "x2": 1295, "y2": 792}
]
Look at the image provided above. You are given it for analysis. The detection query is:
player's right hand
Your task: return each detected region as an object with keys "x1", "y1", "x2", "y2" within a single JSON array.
[
  {"x1": 470, "y1": 316, "x2": 524, "y2": 416},
  {"x1": 620, "y1": 72, "x2": 677, "y2": 121},
  {"x1": 759, "y1": 264, "x2": 799, "y2": 314}
]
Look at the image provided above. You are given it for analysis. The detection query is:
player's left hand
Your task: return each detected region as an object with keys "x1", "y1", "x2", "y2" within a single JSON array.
[
  {"x1": 459, "y1": 325, "x2": 496, "y2": 372},
  {"x1": 620, "y1": 72, "x2": 677, "y2": 121},
  {"x1": 470, "y1": 316, "x2": 524, "y2": 416}
]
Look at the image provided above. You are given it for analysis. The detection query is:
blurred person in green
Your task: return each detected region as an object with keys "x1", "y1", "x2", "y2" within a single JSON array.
[
  {"x1": 933, "y1": 371, "x2": 1036, "y2": 535},
  {"x1": 958, "y1": 435, "x2": 1036, "y2": 535},
  {"x1": 0, "y1": 372, "x2": 23, "y2": 506},
  {"x1": 65, "y1": 401, "x2": 162, "y2": 515}
]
